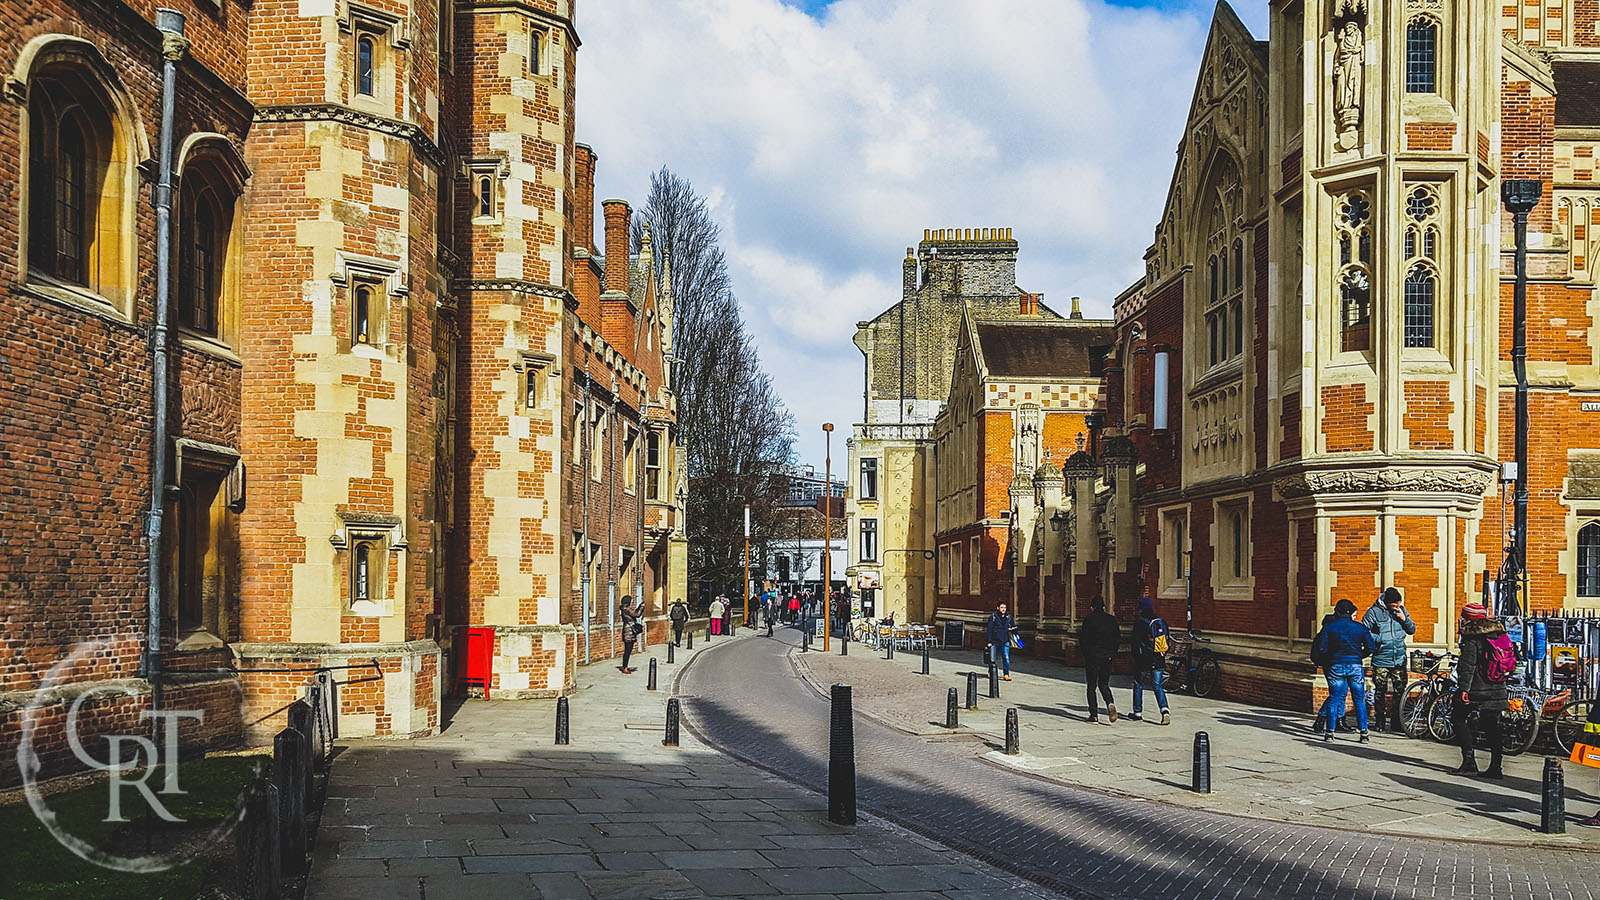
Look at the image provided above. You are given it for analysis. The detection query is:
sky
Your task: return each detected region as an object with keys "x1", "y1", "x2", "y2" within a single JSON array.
[{"x1": 578, "y1": 0, "x2": 1269, "y2": 468}]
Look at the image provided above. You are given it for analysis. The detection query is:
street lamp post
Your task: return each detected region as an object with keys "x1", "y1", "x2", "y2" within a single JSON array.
[
  {"x1": 824, "y1": 423, "x2": 834, "y2": 652},
  {"x1": 744, "y1": 504, "x2": 751, "y2": 630},
  {"x1": 1501, "y1": 179, "x2": 1542, "y2": 616}
]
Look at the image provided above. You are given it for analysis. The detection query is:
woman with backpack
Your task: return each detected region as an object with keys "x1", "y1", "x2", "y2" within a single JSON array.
[{"x1": 1450, "y1": 603, "x2": 1514, "y2": 779}]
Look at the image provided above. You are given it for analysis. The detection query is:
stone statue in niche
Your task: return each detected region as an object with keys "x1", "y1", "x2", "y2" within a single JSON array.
[{"x1": 1332, "y1": 19, "x2": 1364, "y2": 151}]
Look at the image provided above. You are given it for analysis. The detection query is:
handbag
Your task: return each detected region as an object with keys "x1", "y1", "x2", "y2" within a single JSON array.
[{"x1": 1009, "y1": 631, "x2": 1025, "y2": 650}]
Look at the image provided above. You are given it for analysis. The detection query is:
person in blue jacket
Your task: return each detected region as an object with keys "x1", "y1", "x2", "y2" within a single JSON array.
[
  {"x1": 1363, "y1": 587, "x2": 1416, "y2": 733},
  {"x1": 986, "y1": 602, "x2": 1016, "y2": 680},
  {"x1": 1313, "y1": 598, "x2": 1378, "y2": 742}
]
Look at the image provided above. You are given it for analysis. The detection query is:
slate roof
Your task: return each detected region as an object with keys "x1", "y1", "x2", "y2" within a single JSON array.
[
  {"x1": 1555, "y1": 60, "x2": 1600, "y2": 127},
  {"x1": 975, "y1": 320, "x2": 1115, "y2": 379}
]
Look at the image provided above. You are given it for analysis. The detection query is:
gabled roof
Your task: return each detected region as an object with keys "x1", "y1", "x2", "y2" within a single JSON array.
[{"x1": 974, "y1": 320, "x2": 1115, "y2": 379}]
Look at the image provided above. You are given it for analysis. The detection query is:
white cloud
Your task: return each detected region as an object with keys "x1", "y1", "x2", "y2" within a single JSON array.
[{"x1": 579, "y1": 0, "x2": 1245, "y2": 464}]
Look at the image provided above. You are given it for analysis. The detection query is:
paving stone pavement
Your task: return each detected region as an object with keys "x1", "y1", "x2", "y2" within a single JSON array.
[
  {"x1": 789, "y1": 635, "x2": 1600, "y2": 846},
  {"x1": 679, "y1": 628, "x2": 1600, "y2": 900},
  {"x1": 303, "y1": 630, "x2": 1062, "y2": 900}
]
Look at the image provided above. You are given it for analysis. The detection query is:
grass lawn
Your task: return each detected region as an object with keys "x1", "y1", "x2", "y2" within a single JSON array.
[{"x1": 2, "y1": 755, "x2": 264, "y2": 900}]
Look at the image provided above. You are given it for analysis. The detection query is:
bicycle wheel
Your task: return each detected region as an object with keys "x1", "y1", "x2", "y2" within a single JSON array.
[
  {"x1": 1191, "y1": 652, "x2": 1220, "y2": 698},
  {"x1": 1554, "y1": 699, "x2": 1595, "y2": 757},
  {"x1": 1429, "y1": 697, "x2": 1456, "y2": 744},
  {"x1": 1163, "y1": 658, "x2": 1188, "y2": 693},
  {"x1": 1398, "y1": 683, "x2": 1434, "y2": 739},
  {"x1": 1500, "y1": 697, "x2": 1540, "y2": 756}
]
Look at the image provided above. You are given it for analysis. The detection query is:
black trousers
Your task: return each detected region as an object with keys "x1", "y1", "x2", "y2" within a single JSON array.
[
  {"x1": 621, "y1": 641, "x2": 635, "y2": 671},
  {"x1": 1085, "y1": 658, "x2": 1114, "y2": 717},
  {"x1": 672, "y1": 623, "x2": 684, "y2": 645},
  {"x1": 1451, "y1": 698, "x2": 1503, "y2": 768}
]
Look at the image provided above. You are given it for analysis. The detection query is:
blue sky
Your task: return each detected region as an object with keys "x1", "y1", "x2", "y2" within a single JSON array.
[{"x1": 581, "y1": 0, "x2": 1267, "y2": 467}]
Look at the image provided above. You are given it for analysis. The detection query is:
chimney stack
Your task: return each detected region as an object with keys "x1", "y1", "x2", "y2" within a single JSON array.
[
  {"x1": 1070, "y1": 296, "x2": 1083, "y2": 319},
  {"x1": 602, "y1": 199, "x2": 631, "y2": 295},
  {"x1": 574, "y1": 144, "x2": 596, "y2": 253}
]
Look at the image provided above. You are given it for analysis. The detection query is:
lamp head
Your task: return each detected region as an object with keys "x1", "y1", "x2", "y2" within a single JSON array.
[{"x1": 1501, "y1": 179, "x2": 1542, "y2": 214}]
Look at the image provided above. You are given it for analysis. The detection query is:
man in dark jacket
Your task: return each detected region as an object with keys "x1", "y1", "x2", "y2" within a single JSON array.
[
  {"x1": 1450, "y1": 603, "x2": 1509, "y2": 778},
  {"x1": 1129, "y1": 595, "x2": 1170, "y2": 725},
  {"x1": 1078, "y1": 596, "x2": 1120, "y2": 724},
  {"x1": 1314, "y1": 598, "x2": 1377, "y2": 742},
  {"x1": 669, "y1": 599, "x2": 689, "y2": 646},
  {"x1": 986, "y1": 602, "x2": 1016, "y2": 680}
]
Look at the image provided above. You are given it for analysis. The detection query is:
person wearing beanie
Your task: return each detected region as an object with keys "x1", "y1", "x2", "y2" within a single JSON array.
[
  {"x1": 1129, "y1": 594, "x2": 1171, "y2": 725},
  {"x1": 1311, "y1": 598, "x2": 1377, "y2": 742},
  {"x1": 1451, "y1": 603, "x2": 1511, "y2": 778},
  {"x1": 1363, "y1": 587, "x2": 1416, "y2": 733}
]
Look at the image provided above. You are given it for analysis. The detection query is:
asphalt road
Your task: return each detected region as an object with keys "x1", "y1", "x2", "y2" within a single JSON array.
[{"x1": 677, "y1": 628, "x2": 1599, "y2": 900}]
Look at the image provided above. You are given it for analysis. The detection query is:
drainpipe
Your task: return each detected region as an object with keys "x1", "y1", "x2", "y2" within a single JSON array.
[
  {"x1": 582, "y1": 377, "x2": 592, "y2": 664},
  {"x1": 608, "y1": 379, "x2": 619, "y2": 657},
  {"x1": 144, "y1": 9, "x2": 188, "y2": 696},
  {"x1": 638, "y1": 397, "x2": 647, "y2": 620}
]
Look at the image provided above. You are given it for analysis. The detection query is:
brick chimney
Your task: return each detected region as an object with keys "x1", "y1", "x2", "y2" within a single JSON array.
[
  {"x1": 574, "y1": 144, "x2": 596, "y2": 253},
  {"x1": 603, "y1": 199, "x2": 631, "y2": 295}
]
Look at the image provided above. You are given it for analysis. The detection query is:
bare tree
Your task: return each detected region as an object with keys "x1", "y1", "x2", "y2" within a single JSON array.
[{"x1": 633, "y1": 167, "x2": 795, "y2": 599}]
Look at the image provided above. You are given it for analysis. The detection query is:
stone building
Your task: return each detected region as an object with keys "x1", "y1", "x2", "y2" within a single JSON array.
[
  {"x1": 0, "y1": 0, "x2": 684, "y2": 782},
  {"x1": 989, "y1": 0, "x2": 1600, "y2": 708},
  {"x1": 846, "y1": 229, "x2": 1064, "y2": 624}
]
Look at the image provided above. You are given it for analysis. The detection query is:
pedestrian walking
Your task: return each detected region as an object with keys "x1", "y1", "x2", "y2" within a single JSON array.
[
  {"x1": 669, "y1": 598, "x2": 689, "y2": 646},
  {"x1": 986, "y1": 602, "x2": 1016, "y2": 681},
  {"x1": 1310, "y1": 612, "x2": 1349, "y2": 734},
  {"x1": 788, "y1": 593, "x2": 801, "y2": 624},
  {"x1": 1313, "y1": 598, "x2": 1376, "y2": 743},
  {"x1": 708, "y1": 595, "x2": 726, "y2": 636},
  {"x1": 1364, "y1": 587, "x2": 1415, "y2": 733},
  {"x1": 619, "y1": 596, "x2": 641, "y2": 674},
  {"x1": 1078, "y1": 595, "x2": 1120, "y2": 724},
  {"x1": 1129, "y1": 595, "x2": 1170, "y2": 725},
  {"x1": 1449, "y1": 603, "x2": 1514, "y2": 778}
]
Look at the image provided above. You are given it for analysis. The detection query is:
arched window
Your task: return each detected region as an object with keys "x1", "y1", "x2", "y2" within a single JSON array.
[
  {"x1": 1404, "y1": 265, "x2": 1436, "y2": 349},
  {"x1": 1406, "y1": 19, "x2": 1437, "y2": 94},
  {"x1": 1233, "y1": 239, "x2": 1245, "y2": 291},
  {"x1": 1340, "y1": 270, "x2": 1371, "y2": 352},
  {"x1": 29, "y1": 84, "x2": 98, "y2": 284},
  {"x1": 1233, "y1": 300, "x2": 1244, "y2": 356},
  {"x1": 354, "y1": 285, "x2": 372, "y2": 344},
  {"x1": 357, "y1": 35, "x2": 376, "y2": 96},
  {"x1": 353, "y1": 542, "x2": 372, "y2": 602},
  {"x1": 1580, "y1": 523, "x2": 1600, "y2": 597},
  {"x1": 181, "y1": 187, "x2": 219, "y2": 334},
  {"x1": 1208, "y1": 256, "x2": 1218, "y2": 304},
  {"x1": 478, "y1": 175, "x2": 493, "y2": 218}
]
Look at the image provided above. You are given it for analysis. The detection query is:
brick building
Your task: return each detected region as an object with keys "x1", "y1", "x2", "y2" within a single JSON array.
[
  {"x1": 1, "y1": 0, "x2": 685, "y2": 782},
  {"x1": 977, "y1": 0, "x2": 1600, "y2": 709}
]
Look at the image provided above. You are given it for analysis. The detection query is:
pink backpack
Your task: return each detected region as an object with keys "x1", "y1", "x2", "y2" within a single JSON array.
[{"x1": 1483, "y1": 633, "x2": 1517, "y2": 683}]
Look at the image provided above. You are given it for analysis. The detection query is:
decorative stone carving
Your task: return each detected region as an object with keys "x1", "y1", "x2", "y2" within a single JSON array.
[
  {"x1": 1274, "y1": 467, "x2": 1493, "y2": 498},
  {"x1": 1332, "y1": 19, "x2": 1364, "y2": 151}
]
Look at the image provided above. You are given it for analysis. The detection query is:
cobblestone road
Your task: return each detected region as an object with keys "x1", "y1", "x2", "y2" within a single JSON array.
[{"x1": 678, "y1": 630, "x2": 1600, "y2": 900}]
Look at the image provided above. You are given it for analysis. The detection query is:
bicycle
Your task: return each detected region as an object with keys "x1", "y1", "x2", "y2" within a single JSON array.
[
  {"x1": 1398, "y1": 650, "x2": 1456, "y2": 739},
  {"x1": 1427, "y1": 680, "x2": 1542, "y2": 755},
  {"x1": 1162, "y1": 629, "x2": 1220, "y2": 698}
]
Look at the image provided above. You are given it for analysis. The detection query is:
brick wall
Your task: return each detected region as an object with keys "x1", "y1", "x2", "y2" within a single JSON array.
[
  {"x1": 1320, "y1": 383, "x2": 1373, "y2": 452},
  {"x1": 1403, "y1": 381, "x2": 1455, "y2": 450}
]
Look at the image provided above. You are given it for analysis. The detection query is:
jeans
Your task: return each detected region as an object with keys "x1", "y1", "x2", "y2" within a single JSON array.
[
  {"x1": 990, "y1": 641, "x2": 1010, "y2": 675},
  {"x1": 1133, "y1": 666, "x2": 1168, "y2": 714},
  {"x1": 1085, "y1": 658, "x2": 1113, "y2": 718},
  {"x1": 1324, "y1": 662, "x2": 1369, "y2": 732}
]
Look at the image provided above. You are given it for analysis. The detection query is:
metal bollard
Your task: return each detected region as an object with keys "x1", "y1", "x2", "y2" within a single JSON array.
[
  {"x1": 648, "y1": 658, "x2": 658, "y2": 691},
  {"x1": 841, "y1": 631, "x2": 848, "y2": 655},
  {"x1": 1542, "y1": 757, "x2": 1566, "y2": 834},
  {"x1": 921, "y1": 644, "x2": 930, "y2": 675},
  {"x1": 555, "y1": 696, "x2": 570, "y2": 745},
  {"x1": 828, "y1": 683, "x2": 857, "y2": 825},
  {"x1": 946, "y1": 687, "x2": 959, "y2": 728},
  {"x1": 1192, "y1": 731, "x2": 1211, "y2": 793},
  {"x1": 966, "y1": 672, "x2": 979, "y2": 710},
  {"x1": 1005, "y1": 708, "x2": 1020, "y2": 755},
  {"x1": 802, "y1": 628, "x2": 811, "y2": 652},
  {"x1": 708, "y1": 622, "x2": 714, "y2": 641},
  {"x1": 886, "y1": 638, "x2": 894, "y2": 660},
  {"x1": 686, "y1": 630, "x2": 693, "y2": 649},
  {"x1": 987, "y1": 662, "x2": 1000, "y2": 698},
  {"x1": 274, "y1": 727, "x2": 308, "y2": 873},
  {"x1": 663, "y1": 698, "x2": 680, "y2": 748},
  {"x1": 667, "y1": 641, "x2": 675, "y2": 664}
]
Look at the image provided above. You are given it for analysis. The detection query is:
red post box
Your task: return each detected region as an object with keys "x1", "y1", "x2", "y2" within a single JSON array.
[{"x1": 455, "y1": 626, "x2": 495, "y2": 699}]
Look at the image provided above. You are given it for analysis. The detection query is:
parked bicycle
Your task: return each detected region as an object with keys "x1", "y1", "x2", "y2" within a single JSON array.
[
  {"x1": 1162, "y1": 629, "x2": 1220, "y2": 697},
  {"x1": 1398, "y1": 650, "x2": 1456, "y2": 739}
]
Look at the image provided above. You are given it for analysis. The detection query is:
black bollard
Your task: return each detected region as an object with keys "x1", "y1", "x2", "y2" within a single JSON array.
[
  {"x1": 647, "y1": 658, "x2": 658, "y2": 691},
  {"x1": 1542, "y1": 757, "x2": 1566, "y2": 834},
  {"x1": 667, "y1": 641, "x2": 675, "y2": 664},
  {"x1": 555, "y1": 695, "x2": 570, "y2": 745},
  {"x1": 946, "y1": 687, "x2": 959, "y2": 728},
  {"x1": 708, "y1": 622, "x2": 714, "y2": 642},
  {"x1": 841, "y1": 631, "x2": 848, "y2": 655},
  {"x1": 802, "y1": 628, "x2": 810, "y2": 652},
  {"x1": 663, "y1": 698, "x2": 680, "y2": 748},
  {"x1": 686, "y1": 630, "x2": 693, "y2": 650},
  {"x1": 966, "y1": 672, "x2": 979, "y2": 710},
  {"x1": 1192, "y1": 731, "x2": 1211, "y2": 793},
  {"x1": 987, "y1": 662, "x2": 1000, "y2": 698},
  {"x1": 921, "y1": 644, "x2": 930, "y2": 675},
  {"x1": 828, "y1": 683, "x2": 857, "y2": 825},
  {"x1": 1005, "y1": 708, "x2": 1020, "y2": 755},
  {"x1": 886, "y1": 637, "x2": 894, "y2": 660}
]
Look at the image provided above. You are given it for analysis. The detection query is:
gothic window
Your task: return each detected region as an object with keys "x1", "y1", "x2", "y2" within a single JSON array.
[
  {"x1": 623, "y1": 424, "x2": 638, "y2": 493},
  {"x1": 1233, "y1": 239, "x2": 1245, "y2": 291},
  {"x1": 478, "y1": 176, "x2": 493, "y2": 218},
  {"x1": 530, "y1": 29, "x2": 542, "y2": 75},
  {"x1": 353, "y1": 542, "x2": 372, "y2": 603},
  {"x1": 1580, "y1": 523, "x2": 1600, "y2": 597},
  {"x1": 1406, "y1": 19, "x2": 1437, "y2": 94},
  {"x1": 1208, "y1": 257, "x2": 1218, "y2": 304},
  {"x1": 354, "y1": 285, "x2": 375, "y2": 344},
  {"x1": 1336, "y1": 190, "x2": 1373, "y2": 353},
  {"x1": 1404, "y1": 265, "x2": 1436, "y2": 348},
  {"x1": 1233, "y1": 299, "x2": 1244, "y2": 355},
  {"x1": 179, "y1": 155, "x2": 240, "y2": 341},
  {"x1": 27, "y1": 74, "x2": 113, "y2": 288}
]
